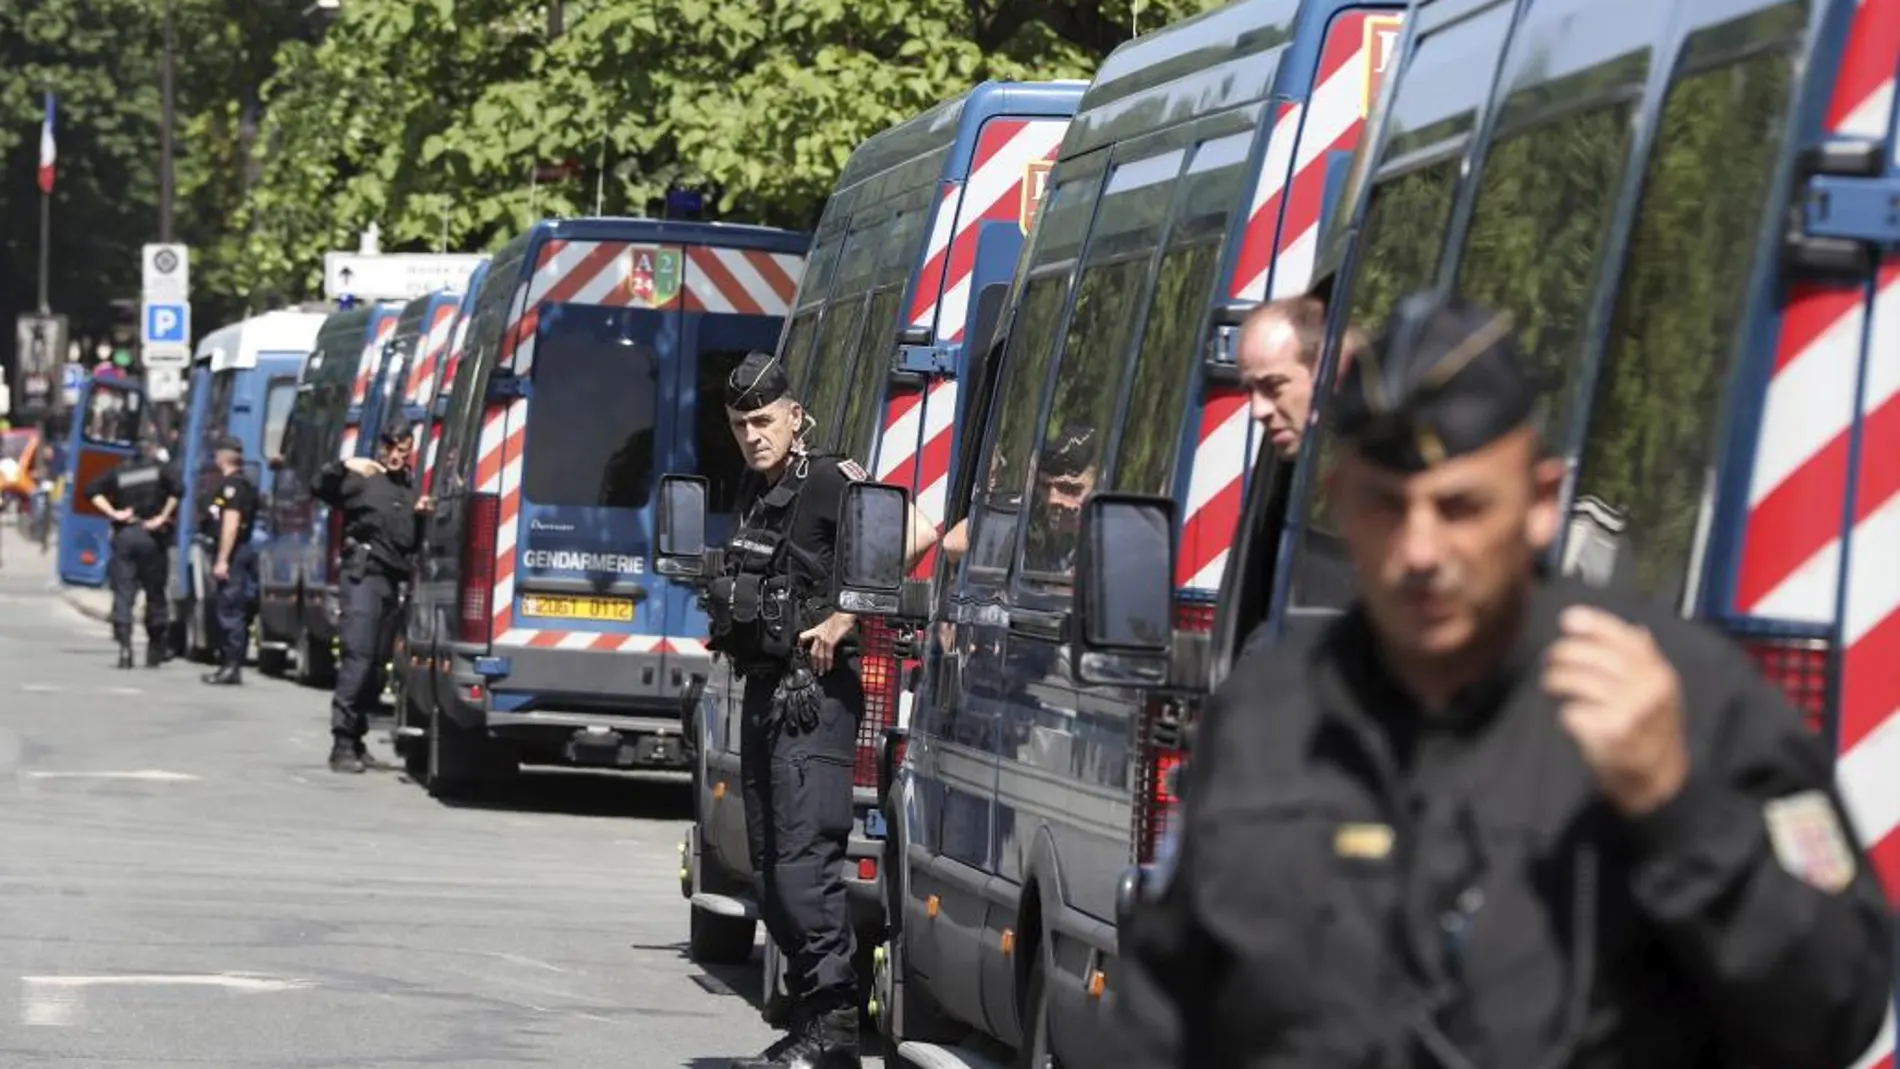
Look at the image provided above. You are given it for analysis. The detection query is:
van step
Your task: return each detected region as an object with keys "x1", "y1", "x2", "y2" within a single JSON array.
[
  {"x1": 394, "y1": 725, "x2": 426, "y2": 738},
  {"x1": 689, "y1": 892, "x2": 758, "y2": 920},
  {"x1": 896, "y1": 1042, "x2": 1008, "y2": 1069}
]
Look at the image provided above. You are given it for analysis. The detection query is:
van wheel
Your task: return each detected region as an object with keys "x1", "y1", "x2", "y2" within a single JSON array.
[
  {"x1": 1015, "y1": 953, "x2": 1062, "y2": 1069},
  {"x1": 761, "y1": 935, "x2": 792, "y2": 1024},
  {"x1": 256, "y1": 637, "x2": 288, "y2": 677},
  {"x1": 294, "y1": 626, "x2": 335, "y2": 688},
  {"x1": 688, "y1": 899, "x2": 757, "y2": 965},
  {"x1": 426, "y1": 707, "x2": 515, "y2": 799},
  {"x1": 398, "y1": 687, "x2": 429, "y2": 782}
]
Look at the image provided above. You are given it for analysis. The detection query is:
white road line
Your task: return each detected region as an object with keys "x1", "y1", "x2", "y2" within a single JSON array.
[
  {"x1": 19, "y1": 683, "x2": 59, "y2": 693},
  {"x1": 19, "y1": 973, "x2": 312, "y2": 1027},
  {"x1": 25, "y1": 770, "x2": 202, "y2": 782}
]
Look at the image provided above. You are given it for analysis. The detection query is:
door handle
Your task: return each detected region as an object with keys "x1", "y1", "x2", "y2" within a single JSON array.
[{"x1": 1005, "y1": 607, "x2": 1067, "y2": 641}]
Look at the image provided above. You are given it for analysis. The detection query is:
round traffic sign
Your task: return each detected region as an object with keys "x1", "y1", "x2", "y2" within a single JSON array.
[{"x1": 153, "y1": 248, "x2": 179, "y2": 274}]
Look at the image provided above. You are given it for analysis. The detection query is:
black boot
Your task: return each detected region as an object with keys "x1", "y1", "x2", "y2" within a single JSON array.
[
  {"x1": 145, "y1": 635, "x2": 166, "y2": 668},
  {"x1": 734, "y1": 1003, "x2": 860, "y2": 1068},
  {"x1": 354, "y1": 738, "x2": 392, "y2": 772},
  {"x1": 116, "y1": 643, "x2": 134, "y2": 670},
  {"x1": 201, "y1": 663, "x2": 242, "y2": 686},
  {"x1": 328, "y1": 738, "x2": 365, "y2": 774}
]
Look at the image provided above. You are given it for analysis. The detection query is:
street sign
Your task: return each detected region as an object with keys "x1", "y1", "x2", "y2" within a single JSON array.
[
  {"x1": 60, "y1": 362, "x2": 85, "y2": 408},
  {"x1": 142, "y1": 243, "x2": 191, "y2": 302},
  {"x1": 15, "y1": 313, "x2": 67, "y2": 381},
  {"x1": 141, "y1": 302, "x2": 191, "y2": 366},
  {"x1": 145, "y1": 365, "x2": 184, "y2": 403},
  {"x1": 322, "y1": 252, "x2": 484, "y2": 302}
]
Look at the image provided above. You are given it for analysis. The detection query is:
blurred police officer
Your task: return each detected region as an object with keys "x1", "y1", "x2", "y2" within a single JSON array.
[
  {"x1": 1114, "y1": 294, "x2": 1893, "y2": 1069},
  {"x1": 85, "y1": 437, "x2": 181, "y2": 669},
  {"x1": 708, "y1": 351, "x2": 935, "y2": 1068},
  {"x1": 313, "y1": 421, "x2": 431, "y2": 774},
  {"x1": 200, "y1": 435, "x2": 259, "y2": 686}
]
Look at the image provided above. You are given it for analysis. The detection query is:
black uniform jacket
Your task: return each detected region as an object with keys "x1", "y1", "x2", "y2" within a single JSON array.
[
  {"x1": 1114, "y1": 577, "x2": 1892, "y2": 1069},
  {"x1": 312, "y1": 461, "x2": 421, "y2": 577}
]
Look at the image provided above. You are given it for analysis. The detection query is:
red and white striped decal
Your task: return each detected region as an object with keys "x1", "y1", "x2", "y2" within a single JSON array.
[
  {"x1": 1734, "y1": 3, "x2": 1898, "y2": 1065},
  {"x1": 420, "y1": 309, "x2": 477, "y2": 494},
  {"x1": 339, "y1": 312, "x2": 400, "y2": 460},
  {"x1": 484, "y1": 239, "x2": 804, "y2": 649},
  {"x1": 405, "y1": 303, "x2": 459, "y2": 410},
  {"x1": 1175, "y1": 9, "x2": 1404, "y2": 591}
]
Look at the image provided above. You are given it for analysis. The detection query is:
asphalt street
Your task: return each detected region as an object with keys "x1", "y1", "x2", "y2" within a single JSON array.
[{"x1": 0, "y1": 543, "x2": 874, "y2": 1068}]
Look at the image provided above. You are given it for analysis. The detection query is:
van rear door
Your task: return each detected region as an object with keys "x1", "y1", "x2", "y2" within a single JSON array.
[
  {"x1": 58, "y1": 377, "x2": 149, "y2": 587},
  {"x1": 503, "y1": 247, "x2": 683, "y2": 678}
]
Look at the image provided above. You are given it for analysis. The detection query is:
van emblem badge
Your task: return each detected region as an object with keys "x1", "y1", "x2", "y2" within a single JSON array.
[
  {"x1": 1361, "y1": 13, "x2": 1406, "y2": 119},
  {"x1": 625, "y1": 246, "x2": 682, "y2": 309},
  {"x1": 1020, "y1": 159, "x2": 1054, "y2": 235}
]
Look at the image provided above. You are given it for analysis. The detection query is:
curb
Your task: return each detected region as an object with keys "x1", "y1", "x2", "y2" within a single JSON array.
[{"x1": 62, "y1": 588, "x2": 111, "y2": 624}]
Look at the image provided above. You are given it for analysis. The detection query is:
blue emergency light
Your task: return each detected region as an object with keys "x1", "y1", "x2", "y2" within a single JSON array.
[{"x1": 666, "y1": 186, "x2": 705, "y2": 218}]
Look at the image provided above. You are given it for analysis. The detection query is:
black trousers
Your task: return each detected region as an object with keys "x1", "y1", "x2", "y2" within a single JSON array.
[
  {"x1": 740, "y1": 660, "x2": 865, "y2": 1009},
  {"x1": 213, "y1": 543, "x2": 258, "y2": 667},
  {"x1": 330, "y1": 569, "x2": 401, "y2": 742},
  {"x1": 108, "y1": 525, "x2": 169, "y2": 646}
]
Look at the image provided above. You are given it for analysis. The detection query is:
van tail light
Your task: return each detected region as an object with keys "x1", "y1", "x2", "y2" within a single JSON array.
[
  {"x1": 1732, "y1": 627, "x2": 1835, "y2": 741},
  {"x1": 325, "y1": 509, "x2": 346, "y2": 579},
  {"x1": 458, "y1": 492, "x2": 500, "y2": 645},
  {"x1": 856, "y1": 618, "x2": 902, "y2": 790},
  {"x1": 1130, "y1": 597, "x2": 1215, "y2": 865}
]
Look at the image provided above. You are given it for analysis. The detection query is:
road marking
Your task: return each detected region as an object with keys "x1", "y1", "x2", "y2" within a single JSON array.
[
  {"x1": 19, "y1": 974, "x2": 312, "y2": 1027},
  {"x1": 25, "y1": 770, "x2": 201, "y2": 782},
  {"x1": 102, "y1": 687, "x2": 141, "y2": 696},
  {"x1": 18, "y1": 683, "x2": 59, "y2": 693}
]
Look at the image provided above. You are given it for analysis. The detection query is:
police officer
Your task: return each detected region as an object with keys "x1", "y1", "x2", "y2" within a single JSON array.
[
  {"x1": 85, "y1": 437, "x2": 182, "y2": 669},
  {"x1": 314, "y1": 420, "x2": 431, "y2": 774},
  {"x1": 200, "y1": 435, "x2": 259, "y2": 686},
  {"x1": 1113, "y1": 294, "x2": 1893, "y2": 1069},
  {"x1": 707, "y1": 351, "x2": 935, "y2": 1068}
]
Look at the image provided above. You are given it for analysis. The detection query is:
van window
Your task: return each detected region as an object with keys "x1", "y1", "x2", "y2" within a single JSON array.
[
  {"x1": 1568, "y1": 49, "x2": 1796, "y2": 605},
  {"x1": 962, "y1": 272, "x2": 1069, "y2": 583},
  {"x1": 262, "y1": 378, "x2": 298, "y2": 460},
  {"x1": 694, "y1": 348, "x2": 750, "y2": 514},
  {"x1": 82, "y1": 384, "x2": 144, "y2": 447},
  {"x1": 1456, "y1": 95, "x2": 1639, "y2": 432},
  {"x1": 1289, "y1": 160, "x2": 1461, "y2": 610},
  {"x1": 781, "y1": 308, "x2": 822, "y2": 396},
  {"x1": 837, "y1": 286, "x2": 904, "y2": 460},
  {"x1": 206, "y1": 373, "x2": 237, "y2": 440},
  {"x1": 435, "y1": 249, "x2": 522, "y2": 495},
  {"x1": 802, "y1": 298, "x2": 869, "y2": 448},
  {"x1": 1022, "y1": 257, "x2": 1149, "y2": 579},
  {"x1": 1113, "y1": 241, "x2": 1223, "y2": 496},
  {"x1": 523, "y1": 310, "x2": 659, "y2": 509}
]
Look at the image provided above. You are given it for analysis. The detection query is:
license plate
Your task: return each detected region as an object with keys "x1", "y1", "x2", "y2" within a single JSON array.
[
  {"x1": 520, "y1": 594, "x2": 635, "y2": 622},
  {"x1": 862, "y1": 808, "x2": 887, "y2": 839}
]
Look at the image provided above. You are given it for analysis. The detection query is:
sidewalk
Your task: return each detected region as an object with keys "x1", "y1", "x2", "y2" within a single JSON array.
[
  {"x1": 0, "y1": 532, "x2": 110, "y2": 622},
  {"x1": 63, "y1": 581, "x2": 112, "y2": 623}
]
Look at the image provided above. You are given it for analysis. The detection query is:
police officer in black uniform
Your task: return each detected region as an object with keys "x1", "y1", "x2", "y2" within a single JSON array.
[
  {"x1": 85, "y1": 437, "x2": 182, "y2": 669},
  {"x1": 707, "y1": 351, "x2": 935, "y2": 1068},
  {"x1": 314, "y1": 420, "x2": 431, "y2": 774},
  {"x1": 1113, "y1": 294, "x2": 1893, "y2": 1069},
  {"x1": 200, "y1": 435, "x2": 259, "y2": 686}
]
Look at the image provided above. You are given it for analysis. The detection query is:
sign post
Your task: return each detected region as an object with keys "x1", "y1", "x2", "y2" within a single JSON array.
[
  {"x1": 141, "y1": 243, "x2": 191, "y2": 402},
  {"x1": 322, "y1": 252, "x2": 485, "y2": 303}
]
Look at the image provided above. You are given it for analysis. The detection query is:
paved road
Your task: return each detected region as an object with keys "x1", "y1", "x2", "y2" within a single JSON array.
[{"x1": 0, "y1": 546, "x2": 860, "y2": 1068}]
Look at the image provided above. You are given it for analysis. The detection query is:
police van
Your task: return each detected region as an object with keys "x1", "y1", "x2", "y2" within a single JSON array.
[
  {"x1": 367, "y1": 291, "x2": 464, "y2": 465},
  {"x1": 416, "y1": 262, "x2": 489, "y2": 496},
  {"x1": 666, "y1": 80, "x2": 1085, "y2": 1021},
  {"x1": 169, "y1": 309, "x2": 326, "y2": 662},
  {"x1": 56, "y1": 370, "x2": 155, "y2": 588},
  {"x1": 797, "y1": 0, "x2": 1413, "y2": 1062},
  {"x1": 256, "y1": 302, "x2": 403, "y2": 684},
  {"x1": 1053, "y1": 0, "x2": 1900, "y2": 1065},
  {"x1": 393, "y1": 218, "x2": 808, "y2": 796}
]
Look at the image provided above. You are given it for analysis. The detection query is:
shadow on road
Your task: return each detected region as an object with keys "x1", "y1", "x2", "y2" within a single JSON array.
[{"x1": 415, "y1": 766, "x2": 695, "y2": 820}]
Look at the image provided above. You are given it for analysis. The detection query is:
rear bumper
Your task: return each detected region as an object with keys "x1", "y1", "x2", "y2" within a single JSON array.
[{"x1": 478, "y1": 643, "x2": 708, "y2": 702}]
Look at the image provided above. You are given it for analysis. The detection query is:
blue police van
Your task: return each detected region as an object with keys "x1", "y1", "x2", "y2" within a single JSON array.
[
  {"x1": 56, "y1": 371, "x2": 153, "y2": 588},
  {"x1": 394, "y1": 219, "x2": 809, "y2": 797},
  {"x1": 364, "y1": 291, "x2": 463, "y2": 466},
  {"x1": 169, "y1": 309, "x2": 327, "y2": 662},
  {"x1": 749, "y1": 0, "x2": 1417, "y2": 1062},
  {"x1": 666, "y1": 79, "x2": 1087, "y2": 1027},
  {"x1": 256, "y1": 302, "x2": 405, "y2": 685}
]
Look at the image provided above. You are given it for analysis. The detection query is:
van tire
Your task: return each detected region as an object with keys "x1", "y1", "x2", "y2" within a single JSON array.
[
  {"x1": 1015, "y1": 953, "x2": 1061, "y2": 1069},
  {"x1": 689, "y1": 900, "x2": 757, "y2": 966},
  {"x1": 294, "y1": 625, "x2": 335, "y2": 689},
  {"x1": 426, "y1": 708, "x2": 515, "y2": 799}
]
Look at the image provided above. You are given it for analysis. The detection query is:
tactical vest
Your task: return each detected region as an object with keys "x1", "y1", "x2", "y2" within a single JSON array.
[{"x1": 707, "y1": 452, "x2": 834, "y2": 667}]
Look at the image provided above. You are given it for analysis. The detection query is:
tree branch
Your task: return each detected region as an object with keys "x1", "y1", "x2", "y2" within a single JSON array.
[{"x1": 971, "y1": 0, "x2": 1133, "y2": 57}]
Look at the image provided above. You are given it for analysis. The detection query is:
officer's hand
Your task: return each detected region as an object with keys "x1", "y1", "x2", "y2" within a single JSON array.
[
  {"x1": 344, "y1": 457, "x2": 385, "y2": 477},
  {"x1": 414, "y1": 496, "x2": 434, "y2": 514},
  {"x1": 213, "y1": 559, "x2": 229, "y2": 582},
  {"x1": 141, "y1": 515, "x2": 166, "y2": 531},
  {"x1": 798, "y1": 612, "x2": 855, "y2": 676},
  {"x1": 1543, "y1": 605, "x2": 1690, "y2": 816}
]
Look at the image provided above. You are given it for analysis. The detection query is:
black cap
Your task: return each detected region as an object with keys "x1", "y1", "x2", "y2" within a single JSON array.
[
  {"x1": 378, "y1": 418, "x2": 416, "y2": 446},
  {"x1": 1042, "y1": 424, "x2": 1098, "y2": 479},
  {"x1": 1333, "y1": 292, "x2": 1534, "y2": 472},
  {"x1": 724, "y1": 350, "x2": 791, "y2": 412},
  {"x1": 212, "y1": 435, "x2": 243, "y2": 455}
]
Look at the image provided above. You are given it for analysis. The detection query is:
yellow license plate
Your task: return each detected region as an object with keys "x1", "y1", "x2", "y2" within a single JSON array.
[{"x1": 520, "y1": 594, "x2": 635, "y2": 622}]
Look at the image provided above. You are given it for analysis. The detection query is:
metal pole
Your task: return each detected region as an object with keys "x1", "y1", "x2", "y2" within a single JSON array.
[
  {"x1": 159, "y1": 0, "x2": 176, "y2": 242},
  {"x1": 37, "y1": 187, "x2": 51, "y2": 315}
]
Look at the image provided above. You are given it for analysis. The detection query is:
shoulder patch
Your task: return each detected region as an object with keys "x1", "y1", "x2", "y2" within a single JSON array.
[
  {"x1": 1764, "y1": 789, "x2": 1858, "y2": 894},
  {"x1": 837, "y1": 459, "x2": 869, "y2": 482}
]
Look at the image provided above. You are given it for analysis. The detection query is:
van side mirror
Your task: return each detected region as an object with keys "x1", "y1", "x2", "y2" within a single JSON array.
[
  {"x1": 834, "y1": 481, "x2": 911, "y2": 615},
  {"x1": 656, "y1": 474, "x2": 709, "y2": 578},
  {"x1": 1072, "y1": 493, "x2": 1176, "y2": 686}
]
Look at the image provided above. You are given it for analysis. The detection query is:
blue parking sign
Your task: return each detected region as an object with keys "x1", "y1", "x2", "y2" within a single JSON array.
[{"x1": 142, "y1": 302, "x2": 189, "y2": 345}]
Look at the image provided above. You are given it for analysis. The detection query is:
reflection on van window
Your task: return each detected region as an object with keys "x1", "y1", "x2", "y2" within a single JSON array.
[
  {"x1": 83, "y1": 386, "x2": 143, "y2": 447},
  {"x1": 802, "y1": 299, "x2": 868, "y2": 449},
  {"x1": 1023, "y1": 258, "x2": 1147, "y2": 578},
  {"x1": 695, "y1": 349, "x2": 751, "y2": 514},
  {"x1": 838, "y1": 287, "x2": 903, "y2": 460},
  {"x1": 1113, "y1": 242, "x2": 1221, "y2": 496},
  {"x1": 963, "y1": 273, "x2": 1068, "y2": 581},
  {"x1": 1570, "y1": 51, "x2": 1795, "y2": 605},
  {"x1": 1457, "y1": 101, "x2": 1637, "y2": 431},
  {"x1": 780, "y1": 309, "x2": 821, "y2": 399},
  {"x1": 263, "y1": 380, "x2": 298, "y2": 460},
  {"x1": 1292, "y1": 161, "x2": 1460, "y2": 609},
  {"x1": 523, "y1": 315, "x2": 659, "y2": 509}
]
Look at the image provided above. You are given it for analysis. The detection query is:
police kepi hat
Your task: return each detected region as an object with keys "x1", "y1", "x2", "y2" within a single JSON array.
[
  {"x1": 212, "y1": 435, "x2": 244, "y2": 455},
  {"x1": 724, "y1": 350, "x2": 791, "y2": 412},
  {"x1": 1332, "y1": 292, "x2": 1535, "y2": 472},
  {"x1": 378, "y1": 418, "x2": 416, "y2": 446}
]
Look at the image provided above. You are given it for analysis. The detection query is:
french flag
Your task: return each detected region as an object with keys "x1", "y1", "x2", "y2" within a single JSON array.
[{"x1": 37, "y1": 93, "x2": 55, "y2": 195}]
